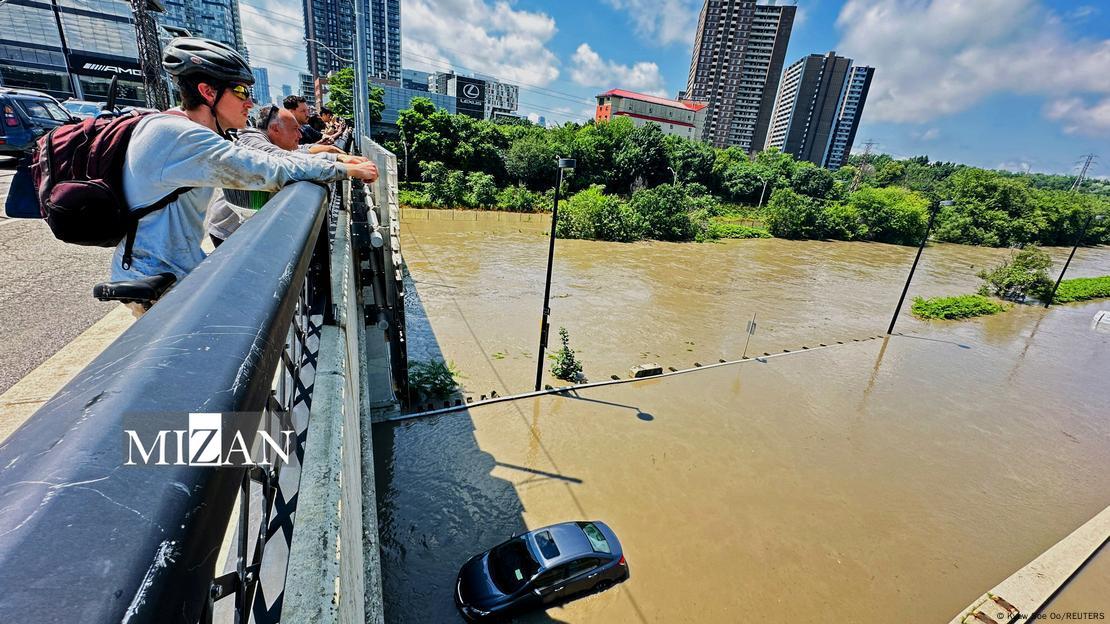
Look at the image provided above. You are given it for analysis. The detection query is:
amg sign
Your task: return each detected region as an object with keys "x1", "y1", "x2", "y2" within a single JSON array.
[{"x1": 69, "y1": 53, "x2": 143, "y2": 79}]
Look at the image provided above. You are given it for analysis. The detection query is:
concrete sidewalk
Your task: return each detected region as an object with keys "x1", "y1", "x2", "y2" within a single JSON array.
[{"x1": 0, "y1": 306, "x2": 132, "y2": 442}]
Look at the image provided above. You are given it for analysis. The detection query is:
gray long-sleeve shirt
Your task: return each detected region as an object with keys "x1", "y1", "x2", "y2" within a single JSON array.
[
  {"x1": 207, "y1": 127, "x2": 337, "y2": 240},
  {"x1": 111, "y1": 113, "x2": 349, "y2": 281}
]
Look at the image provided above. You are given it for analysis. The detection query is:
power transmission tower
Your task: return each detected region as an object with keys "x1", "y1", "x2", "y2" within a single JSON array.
[
  {"x1": 131, "y1": 0, "x2": 170, "y2": 110},
  {"x1": 850, "y1": 139, "x2": 877, "y2": 193},
  {"x1": 1070, "y1": 153, "x2": 1097, "y2": 192}
]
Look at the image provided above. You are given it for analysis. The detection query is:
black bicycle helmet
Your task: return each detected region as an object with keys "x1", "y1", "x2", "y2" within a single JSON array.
[{"x1": 162, "y1": 37, "x2": 254, "y2": 85}]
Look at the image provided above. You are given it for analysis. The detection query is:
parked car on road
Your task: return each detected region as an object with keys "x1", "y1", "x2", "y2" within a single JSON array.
[
  {"x1": 455, "y1": 521, "x2": 629, "y2": 622},
  {"x1": 61, "y1": 99, "x2": 105, "y2": 119},
  {"x1": 0, "y1": 88, "x2": 75, "y2": 157}
]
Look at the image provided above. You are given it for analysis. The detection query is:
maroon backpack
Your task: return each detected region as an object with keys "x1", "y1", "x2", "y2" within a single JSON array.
[{"x1": 31, "y1": 110, "x2": 189, "y2": 269}]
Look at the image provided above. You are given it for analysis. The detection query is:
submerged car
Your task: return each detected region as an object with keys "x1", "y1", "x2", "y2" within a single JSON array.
[{"x1": 455, "y1": 521, "x2": 629, "y2": 622}]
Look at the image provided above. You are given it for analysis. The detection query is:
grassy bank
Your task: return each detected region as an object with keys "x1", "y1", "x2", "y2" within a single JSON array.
[
  {"x1": 911, "y1": 295, "x2": 1007, "y2": 320},
  {"x1": 1050, "y1": 276, "x2": 1110, "y2": 304}
]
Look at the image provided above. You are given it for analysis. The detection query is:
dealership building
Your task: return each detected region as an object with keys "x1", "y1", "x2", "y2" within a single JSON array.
[
  {"x1": 0, "y1": 0, "x2": 171, "y2": 105},
  {"x1": 428, "y1": 71, "x2": 518, "y2": 120}
]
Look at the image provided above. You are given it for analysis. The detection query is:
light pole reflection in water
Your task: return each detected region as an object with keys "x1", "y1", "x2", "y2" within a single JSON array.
[
  {"x1": 887, "y1": 199, "x2": 953, "y2": 335},
  {"x1": 535, "y1": 157, "x2": 576, "y2": 391}
]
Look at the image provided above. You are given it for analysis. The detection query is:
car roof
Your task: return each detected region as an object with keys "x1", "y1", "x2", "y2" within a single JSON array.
[
  {"x1": 527, "y1": 522, "x2": 598, "y2": 567},
  {"x1": 0, "y1": 87, "x2": 58, "y2": 100}
]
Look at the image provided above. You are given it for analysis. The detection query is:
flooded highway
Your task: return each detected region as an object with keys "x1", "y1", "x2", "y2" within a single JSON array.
[{"x1": 377, "y1": 210, "x2": 1110, "y2": 622}]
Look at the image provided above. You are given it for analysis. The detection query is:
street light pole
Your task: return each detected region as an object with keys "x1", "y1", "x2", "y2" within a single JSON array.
[
  {"x1": 1044, "y1": 214, "x2": 1104, "y2": 308},
  {"x1": 887, "y1": 200, "x2": 952, "y2": 335},
  {"x1": 757, "y1": 176, "x2": 770, "y2": 210},
  {"x1": 535, "y1": 157, "x2": 576, "y2": 391}
]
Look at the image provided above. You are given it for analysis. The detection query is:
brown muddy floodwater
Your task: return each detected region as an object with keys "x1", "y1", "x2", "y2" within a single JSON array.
[{"x1": 376, "y1": 209, "x2": 1110, "y2": 623}]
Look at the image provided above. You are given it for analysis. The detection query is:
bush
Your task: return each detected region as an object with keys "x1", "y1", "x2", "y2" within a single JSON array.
[
  {"x1": 704, "y1": 222, "x2": 771, "y2": 240},
  {"x1": 467, "y1": 172, "x2": 498, "y2": 208},
  {"x1": 628, "y1": 183, "x2": 700, "y2": 241},
  {"x1": 558, "y1": 185, "x2": 644, "y2": 242},
  {"x1": 847, "y1": 186, "x2": 930, "y2": 245},
  {"x1": 408, "y1": 360, "x2": 459, "y2": 399},
  {"x1": 398, "y1": 189, "x2": 435, "y2": 208},
  {"x1": 550, "y1": 327, "x2": 583, "y2": 381},
  {"x1": 1050, "y1": 275, "x2": 1110, "y2": 304},
  {"x1": 977, "y1": 246, "x2": 1054, "y2": 301},
  {"x1": 911, "y1": 294, "x2": 1006, "y2": 320},
  {"x1": 495, "y1": 184, "x2": 543, "y2": 212},
  {"x1": 820, "y1": 202, "x2": 864, "y2": 241},
  {"x1": 764, "y1": 188, "x2": 825, "y2": 239}
]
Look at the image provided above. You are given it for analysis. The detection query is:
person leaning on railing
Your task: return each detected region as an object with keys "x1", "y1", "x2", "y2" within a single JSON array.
[
  {"x1": 207, "y1": 104, "x2": 369, "y2": 247},
  {"x1": 111, "y1": 37, "x2": 378, "y2": 286}
]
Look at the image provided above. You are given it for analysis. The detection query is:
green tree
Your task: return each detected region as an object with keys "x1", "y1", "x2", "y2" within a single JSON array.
[
  {"x1": 664, "y1": 134, "x2": 716, "y2": 187},
  {"x1": 764, "y1": 188, "x2": 824, "y2": 239},
  {"x1": 558, "y1": 185, "x2": 644, "y2": 242},
  {"x1": 615, "y1": 124, "x2": 671, "y2": 191},
  {"x1": 847, "y1": 186, "x2": 930, "y2": 245},
  {"x1": 326, "y1": 68, "x2": 383, "y2": 122},
  {"x1": 467, "y1": 172, "x2": 498, "y2": 208},
  {"x1": 977, "y1": 246, "x2": 1054, "y2": 301},
  {"x1": 506, "y1": 130, "x2": 557, "y2": 190},
  {"x1": 935, "y1": 169, "x2": 1042, "y2": 246},
  {"x1": 790, "y1": 162, "x2": 835, "y2": 198},
  {"x1": 628, "y1": 183, "x2": 699, "y2": 241}
]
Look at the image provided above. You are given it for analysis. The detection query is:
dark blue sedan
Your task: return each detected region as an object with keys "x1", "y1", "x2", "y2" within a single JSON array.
[{"x1": 455, "y1": 521, "x2": 629, "y2": 621}]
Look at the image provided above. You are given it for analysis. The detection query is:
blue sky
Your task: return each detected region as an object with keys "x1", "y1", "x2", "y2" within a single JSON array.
[{"x1": 243, "y1": 0, "x2": 1110, "y2": 176}]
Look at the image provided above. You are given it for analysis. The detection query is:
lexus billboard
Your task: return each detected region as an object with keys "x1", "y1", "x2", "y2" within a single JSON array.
[{"x1": 455, "y1": 76, "x2": 486, "y2": 119}]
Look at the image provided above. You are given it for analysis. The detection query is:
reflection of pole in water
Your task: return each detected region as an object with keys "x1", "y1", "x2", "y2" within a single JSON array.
[
  {"x1": 1006, "y1": 312, "x2": 1046, "y2": 385},
  {"x1": 742, "y1": 313, "x2": 757, "y2": 360},
  {"x1": 857, "y1": 335, "x2": 890, "y2": 413}
]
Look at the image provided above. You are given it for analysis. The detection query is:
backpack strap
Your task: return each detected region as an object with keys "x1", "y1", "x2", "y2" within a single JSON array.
[{"x1": 120, "y1": 187, "x2": 192, "y2": 270}]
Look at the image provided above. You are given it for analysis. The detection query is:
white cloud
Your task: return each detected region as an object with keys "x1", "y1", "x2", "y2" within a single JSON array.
[
  {"x1": 912, "y1": 127, "x2": 940, "y2": 141},
  {"x1": 1044, "y1": 97, "x2": 1110, "y2": 136},
  {"x1": 239, "y1": 0, "x2": 308, "y2": 100},
  {"x1": 602, "y1": 0, "x2": 702, "y2": 46},
  {"x1": 1066, "y1": 5, "x2": 1099, "y2": 21},
  {"x1": 835, "y1": 0, "x2": 1110, "y2": 136},
  {"x1": 997, "y1": 160, "x2": 1033, "y2": 173},
  {"x1": 403, "y1": 0, "x2": 560, "y2": 87},
  {"x1": 569, "y1": 44, "x2": 667, "y2": 97}
]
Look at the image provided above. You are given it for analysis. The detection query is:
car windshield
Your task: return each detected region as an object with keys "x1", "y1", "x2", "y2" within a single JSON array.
[
  {"x1": 64, "y1": 102, "x2": 100, "y2": 116},
  {"x1": 577, "y1": 522, "x2": 611, "y2": 554},
  {"x1": 487, "y1": 537, "x2": 540, "y2": 594},
  {"x1": 17, "y1": 98, "x2": 70, "y2": 121}
]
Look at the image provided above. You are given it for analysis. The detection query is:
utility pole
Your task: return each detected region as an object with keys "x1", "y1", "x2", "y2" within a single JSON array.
[
  {"x1": 131, "y1": 0, "x2": 170, "y2": 109},
  {"x1": 850, "y1": 139, "x2": 876, "y2": 193},
  {"x1": 48, "y1": 0, "x2": 82, "y2": 100},
  {"x1": 1070, "y1": 154, "x2": 1096, "y2": 192}
]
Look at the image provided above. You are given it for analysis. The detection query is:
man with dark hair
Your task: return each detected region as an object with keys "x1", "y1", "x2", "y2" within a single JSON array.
[
  {"x1": 113, "y1": 38, "x2": 378, "y2": 296},
  {"x1": 283, "y1": 95, "x2": 323, "y2": 144}
]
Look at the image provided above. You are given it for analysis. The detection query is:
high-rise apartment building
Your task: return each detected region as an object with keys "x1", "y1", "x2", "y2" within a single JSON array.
[
  {"x1": 765, "y1": 52, "x2": 873, "y2": 169},
  {"x1": 281, "y1": 84, "x2": 294, "y2": 98},
  {"x1": 825, "y1": 65, "x2": 874, "y2": 170},
  {"x1": 298, "y1": 72, "x2": 316, "y2": 109},
  {"x1": 251, "y1": 67, "x2": 272, "y2": 105},
  {"x1": 685, "y1": 0, "x2": 795, "y2": 152},
  {"x1": 303, "y1": 0, "x2": 400, "y2": 84},
  {"x1": 160, "y1": 0, "x2": 249, "y2": 61}
]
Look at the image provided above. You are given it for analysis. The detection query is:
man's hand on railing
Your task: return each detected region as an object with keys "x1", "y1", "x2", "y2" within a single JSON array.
[
  {"x1": 307, "y1": 144, "x2": 346, "y2": 155},
  {"x1": 337, "y1": 154, "x2": 369, "y2": 165},
  {"x1": 345, "y1": 160, "x2": 379, "y2": 182}
]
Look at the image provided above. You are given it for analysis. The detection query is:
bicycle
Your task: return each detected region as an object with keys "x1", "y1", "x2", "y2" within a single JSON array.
[{"x1": 93, "y1": 272, "x2": 177, "y2": 312}]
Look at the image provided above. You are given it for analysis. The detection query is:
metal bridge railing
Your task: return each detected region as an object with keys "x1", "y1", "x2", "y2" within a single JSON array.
[{"x1": 0, "y1": 181, "x2": 335, "y2": 623}]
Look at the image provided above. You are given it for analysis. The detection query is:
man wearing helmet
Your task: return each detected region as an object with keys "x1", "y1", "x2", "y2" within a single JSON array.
[{"x1": 111, "y1": 37, "x2": 378, "y2": 286}]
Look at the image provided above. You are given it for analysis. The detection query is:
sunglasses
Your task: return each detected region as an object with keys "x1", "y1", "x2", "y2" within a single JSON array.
[{"x1": 227, "y1": 84, "x2": 253, "y2": 101}]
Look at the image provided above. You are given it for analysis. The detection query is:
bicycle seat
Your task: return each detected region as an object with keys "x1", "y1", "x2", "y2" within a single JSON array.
[{"x1": 93, "y1": 272, "x2": 177, "y2": 304}]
